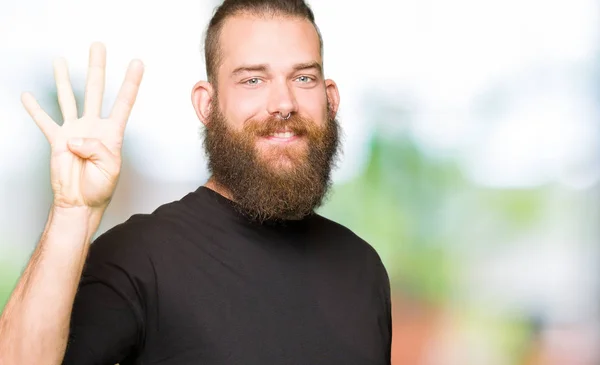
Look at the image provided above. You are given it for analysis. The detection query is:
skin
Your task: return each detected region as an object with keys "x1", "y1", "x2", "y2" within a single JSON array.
[
  {"x1": 0, "y1": 43, "x2": 144, "y2": 364},
  {"x1": 0, "y1": 13, "x2": 340, "y2": 365},
  {"x1": 191, "y1": 14, "x2": 341, "y2": 198}
]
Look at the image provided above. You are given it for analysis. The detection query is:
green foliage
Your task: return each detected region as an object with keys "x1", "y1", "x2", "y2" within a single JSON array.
[
  {"x1": 320, "y1": 133, "x2": 465, "y2": 303},
  {"x1": 319, "y1": 129, "x2": 548, "y2": 306}
]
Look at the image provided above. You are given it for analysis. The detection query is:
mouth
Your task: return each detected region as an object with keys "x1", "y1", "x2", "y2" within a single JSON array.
[{"x1": 262, "y1": 129, "x2": 302, "y2": 143}]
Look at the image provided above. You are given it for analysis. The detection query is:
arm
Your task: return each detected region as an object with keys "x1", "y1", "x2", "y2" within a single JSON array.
[
  {"x1": 0, "y1": 206, "x2": 104, "y2": 365},
  {"x1": 0, "y1": 42, "x2": 144, "y2": 365}
]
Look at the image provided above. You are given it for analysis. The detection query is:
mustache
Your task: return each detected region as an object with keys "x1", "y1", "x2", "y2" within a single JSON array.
[{"x1": 243, "y1": 114, "x2": 317, "y2": 137}]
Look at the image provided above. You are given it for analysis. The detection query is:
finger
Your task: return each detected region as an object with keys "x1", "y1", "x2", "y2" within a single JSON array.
[
  {"x1": 109, "y1": 59, "x2": 144, "y2": 127},
  {"x1": 53, "y1": 57, "x2": 78, "y2": 122},
  {"x1": 67, "y1": 138, "x2": 120, "y2": 176},
  {"x1": 83, "y1": 42, "x2": 107, "y2": 117},
  {"x1": 21, "y1": 92, "x2": 59, "y2": 142}
]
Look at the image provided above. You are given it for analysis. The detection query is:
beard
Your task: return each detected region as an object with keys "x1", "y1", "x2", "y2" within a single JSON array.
[{"x1": 203, "y1": 98, "x2": 341, "y2": 223}]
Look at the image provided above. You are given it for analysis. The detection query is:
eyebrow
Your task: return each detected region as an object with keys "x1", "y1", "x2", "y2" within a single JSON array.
[
  {"x1": 293, "y1": 61, "x2": 322, "y2": 76},
  {"x1": 231, "y1": 64, "x2": 269, "y2": 76},
  {"x1": 231, "y1": 61, "x2": 323, "y2": 77}
]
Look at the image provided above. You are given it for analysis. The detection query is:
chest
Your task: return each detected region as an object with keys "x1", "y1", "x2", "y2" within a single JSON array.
[{"x1": 139, "y1": 234, "x2": 389, "y2": 365}]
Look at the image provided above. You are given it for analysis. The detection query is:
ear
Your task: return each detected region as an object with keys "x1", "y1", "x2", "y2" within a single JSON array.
[
  {"x1": 324, "y1": 79, "x2": 340, "y2": 119},
  {"x1": 191, "y1": 80, "x2": 214, "y2": 126}
]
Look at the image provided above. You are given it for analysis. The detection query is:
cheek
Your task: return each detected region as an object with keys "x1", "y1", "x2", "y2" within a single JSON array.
[
  {"x1": 296, "y1": 91, "x2": 329, "y2": 125},
  {"x1": 221, "y1": 89, "x2": 266, "y2": 130}
]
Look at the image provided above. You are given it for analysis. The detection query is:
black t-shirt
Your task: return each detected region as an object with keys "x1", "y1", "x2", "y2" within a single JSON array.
[{"x1": 62, "y1": 187, "x2": 392, "y2": 365}]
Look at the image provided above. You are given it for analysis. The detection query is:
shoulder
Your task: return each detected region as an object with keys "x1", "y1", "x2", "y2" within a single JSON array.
[
  {"x1": 86, "y1": 197, "x2": 192, "y2": 268},
  {"x1": 310, "y1": 214, "x2": 371, "y2": 247},
  {"x1": 85, "y1": 187, "x2": 236, "y2": 267},
  {"x1": 310, "y1": 213, "x2": 391, "y2": 292},
  {"x1": 311, "y1": 213, "x2": 386, "y2": 267}
]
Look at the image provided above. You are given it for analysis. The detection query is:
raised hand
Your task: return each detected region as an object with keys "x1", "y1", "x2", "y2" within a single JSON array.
[{"x1": 21, "y1": 42, "x2": 144, "y2": 210}]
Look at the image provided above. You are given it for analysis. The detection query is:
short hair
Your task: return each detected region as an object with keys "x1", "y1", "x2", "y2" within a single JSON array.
[{"x1": 204, "y1": 0, "x2": 323, "y2": 86}]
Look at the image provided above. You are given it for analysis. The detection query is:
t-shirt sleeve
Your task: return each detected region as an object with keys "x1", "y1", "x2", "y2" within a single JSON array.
[
  {"x1": 364, "y1": 242, "x2": 393, "y2": 364},
  {"x1": 62, "y1": 221, "x2": 155, "y2": 365},
  {"x1": 62, "y1": 280, "x2": 140, "y2": 365},
  {"x1": 379, "y1": 262, "x2": 392, "y2": 364}
]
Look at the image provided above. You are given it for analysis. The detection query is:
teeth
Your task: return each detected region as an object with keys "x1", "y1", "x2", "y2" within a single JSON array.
[{"x1": 270, "y1": 132, "x2": 295, "y2": 138}]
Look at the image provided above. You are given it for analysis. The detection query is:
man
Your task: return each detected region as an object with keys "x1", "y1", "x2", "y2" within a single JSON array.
[{"x1": 0, "y1": 0, "x2": 392, "y2": 364}]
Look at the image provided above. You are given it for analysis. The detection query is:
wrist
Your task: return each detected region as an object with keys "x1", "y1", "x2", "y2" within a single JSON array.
[
  {"x1": 50, "y1": 204, "x2": 106, "y2": 219},
  {"x1": 47, "y1": 205, "x2": 106, "y2": 242}
]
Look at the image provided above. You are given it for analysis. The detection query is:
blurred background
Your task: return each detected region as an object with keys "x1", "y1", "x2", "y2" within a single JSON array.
[{"x1": 1, "y1": 0, "x2": 599, "y2": 363}]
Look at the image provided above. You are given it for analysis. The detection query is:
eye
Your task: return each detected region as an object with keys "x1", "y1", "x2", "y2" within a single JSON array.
[
  {"x1": 244, "y1": 78, "x2": 263, "y2": 86},
  {"x1": 296, "y1": 75, "x2": 314, "y2": 83}
]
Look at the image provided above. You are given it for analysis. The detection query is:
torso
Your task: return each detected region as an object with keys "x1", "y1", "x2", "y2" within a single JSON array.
[{"x1": 105, "y1": 187, "x2": 391, "y2": 365}]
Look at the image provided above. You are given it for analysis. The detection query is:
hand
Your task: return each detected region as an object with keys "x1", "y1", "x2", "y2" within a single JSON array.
[{"x1": 22, "y1": 42, "x2": 144, "y2": 210}]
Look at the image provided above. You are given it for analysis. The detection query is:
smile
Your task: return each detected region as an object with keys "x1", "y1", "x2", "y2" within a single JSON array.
[{"x1": 262, "y1": 129, "x2": 301, "y2": 143}]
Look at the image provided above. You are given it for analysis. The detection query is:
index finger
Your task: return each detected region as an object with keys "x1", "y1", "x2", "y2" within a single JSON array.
[
  {"x1": 21, "y1": 92, "x2": 59, "y2": 142},
  {"x1": 109, "y1": 59, "x2": 144, "y2": 127}
]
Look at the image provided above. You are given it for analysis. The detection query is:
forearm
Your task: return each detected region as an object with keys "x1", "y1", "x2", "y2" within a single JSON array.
[{"x1": 0, "y1": 205, "x2": 105, "y2": 365}]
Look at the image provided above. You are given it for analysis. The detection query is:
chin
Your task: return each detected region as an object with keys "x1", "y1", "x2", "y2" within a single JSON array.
[
  {"x1": 257, "y1": 144, "x2": 307, "y2": 165},
  {"x1": 260, "y1": 154, "x2": 302, "y2": 173}
]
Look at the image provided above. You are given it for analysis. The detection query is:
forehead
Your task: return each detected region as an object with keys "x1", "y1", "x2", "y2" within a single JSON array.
[{"x1": 218, "y1": 14, "x2": 322, "y2": 73}]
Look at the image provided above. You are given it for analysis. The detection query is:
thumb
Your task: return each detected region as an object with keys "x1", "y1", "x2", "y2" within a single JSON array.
[{"x1": 67, "y1": 138, "x2": 120, "y2": 174}]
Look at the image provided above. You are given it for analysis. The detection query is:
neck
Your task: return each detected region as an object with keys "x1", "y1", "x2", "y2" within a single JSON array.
[
  {"x1": 204, "y1": 177, "x2": 235, "y2": 202},
  {"x1": 203, "y1": 176, "x2": 313, "y2": 222}
]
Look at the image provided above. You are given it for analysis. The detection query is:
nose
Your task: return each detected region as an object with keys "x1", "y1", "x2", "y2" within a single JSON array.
[{"x1": 267, "y1": 79, "x2": 298, "y2": 119}]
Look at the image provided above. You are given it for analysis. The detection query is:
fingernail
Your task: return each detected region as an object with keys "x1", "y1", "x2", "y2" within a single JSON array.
[{"x1": 69, "y1": 138, "x2": 83, "y2": 146}]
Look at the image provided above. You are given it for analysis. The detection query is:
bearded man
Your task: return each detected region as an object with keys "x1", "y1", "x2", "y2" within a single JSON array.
[{"x1": 0, "y1": 1, "x2": 392, "y2": 364}]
